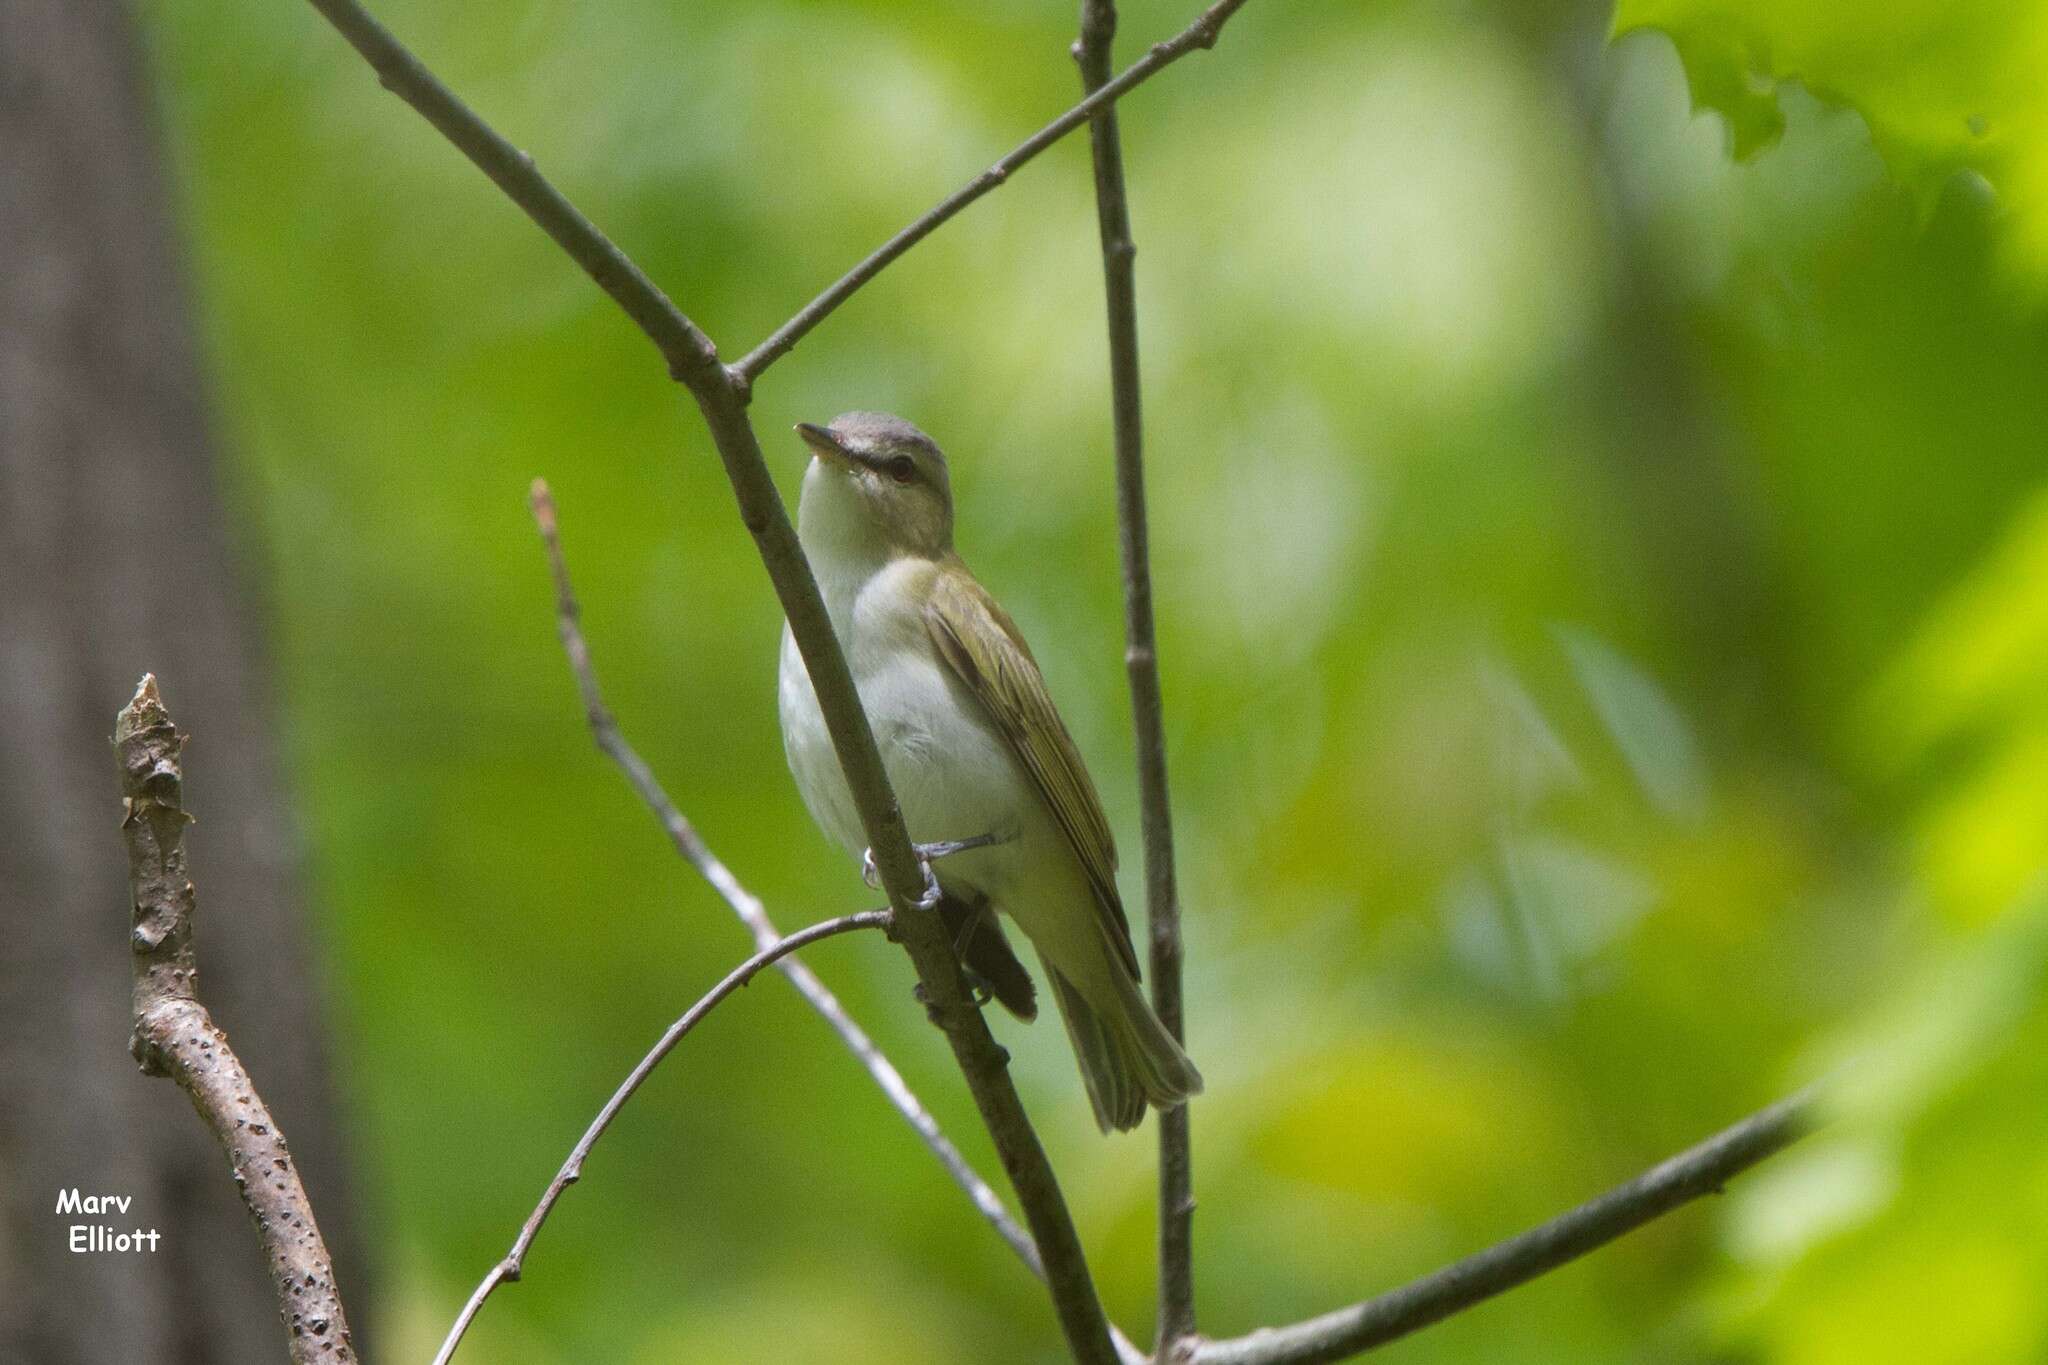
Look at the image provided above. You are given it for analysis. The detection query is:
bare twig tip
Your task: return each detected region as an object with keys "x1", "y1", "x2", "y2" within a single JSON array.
[
  {"x1": 530, "y1": 485, "x2": 563, "y2": 552},
  {"x1": 114, "y1": 672, "x2": 355, "y2": 1360},
  {"x1": 117, "y1": 673, "x2": 171, "y2": 739}
]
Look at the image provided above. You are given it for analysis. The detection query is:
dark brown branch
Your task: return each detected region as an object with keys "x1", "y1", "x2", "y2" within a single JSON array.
[
  {"x1": 1187, "y1": 1089, "x2": 1819, "y2": 1365},
  {"x1": 432, "y1": 909, "x2": 893, "y2": 1365},
  {"x1": 113, "y1": 676, "x2": 357, "y2": 1364},
  {"x1": 1073, "y1": 0, "x2": 1195, "y2": 1353},
  {"x1": 299, "y1": 5, "x2": 1122, "y2": 1358},
  {"x1": 730, "y1": 0, "x2": 1258, "y2": 384}
]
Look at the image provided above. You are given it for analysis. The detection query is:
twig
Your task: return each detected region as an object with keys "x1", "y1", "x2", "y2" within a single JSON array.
[
  {"x1": 302, "y1": 0, "x2": 720, "y2": 388},
  {"x1": 113, "y1": 675, "x2": 357, "y2": 1364},
  {"x1": 1073, "y1": 0, "x2": 1195, "y2": 1353},
  {"x1": 432, "y1": 908, "x2": 894, "y2": 1365},
  {"x1": 1186, "y1": 1089, "x2": 1818, "y2": 1365},
  {"x1": 730, "y1": 0, "x2": 1258, "y2": 384},
  {"x1": 301, "y1": 4, "x2": 1125, "y2": 1358}
]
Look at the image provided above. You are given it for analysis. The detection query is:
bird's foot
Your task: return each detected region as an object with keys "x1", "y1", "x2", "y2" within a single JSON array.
[
  {"x1": 913, "y1": 831, "x2": 1007, "y2": 862},
  {"x1": 859, "y1": 846, "x2": 945, "y2": 909},
  {"x1": 914, "y1": 857, "x2": 944, "y2": 911},
  {"x1": 914, "y1": 976, "x2": 993, "y2": 1023},
  {"x1": 862, "y1": 832, "x2": 1004, "y2": 910}
]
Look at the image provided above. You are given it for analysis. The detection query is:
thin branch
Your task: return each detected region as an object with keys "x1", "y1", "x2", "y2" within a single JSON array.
[
  {"x1": 731, "y1": 0, "x2": 1258, "y2": 384},
  {"x1": 1072, "y1": 0, "x2": 1195, "y2": 1353},
  {"x1": 300, "y1": 5, "x2": 1124, "y2": 1358},
  {"x1": 432, "y1": 908, "x2": 893, "y2": 1365},
  {"x1": 1187, "y1": 1089, "x2": 1819, "y2": 1365},
  {"x1": 301, "y1": 0, "x2": 720, "y2": 388},
  {"x1": 113, "y1": 675, "x2": 358, "y2": 1365}
]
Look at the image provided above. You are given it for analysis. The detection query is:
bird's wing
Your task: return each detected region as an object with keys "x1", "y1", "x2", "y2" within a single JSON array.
[{"x1": 924, "y1": 564, "x2": 1139, "y2": 979}]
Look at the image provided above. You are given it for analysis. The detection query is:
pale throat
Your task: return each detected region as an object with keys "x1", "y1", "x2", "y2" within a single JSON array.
[{"x1": 797, "y1": 459, "x2": 895, "y2": 633}]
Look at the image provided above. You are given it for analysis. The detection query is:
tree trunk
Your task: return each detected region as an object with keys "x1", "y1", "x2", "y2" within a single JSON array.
[{"x1": 0, "y1": 3, "x2": 367, "y2": 1359}]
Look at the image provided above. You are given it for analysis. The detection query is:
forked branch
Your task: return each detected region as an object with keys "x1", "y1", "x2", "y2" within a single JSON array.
[
  {"x1": 303, "y1": 0, "x2": 720, "y2": 387},
  {"x1": 114, "y1": 676, "x2": 357, "y2": 1364},
  {"x1": 295, "y1": 1, "x2": 1173, "y2": 1357},
  {"x1": 730, "y1": 0, "x2": 1255, "y2": 382}
]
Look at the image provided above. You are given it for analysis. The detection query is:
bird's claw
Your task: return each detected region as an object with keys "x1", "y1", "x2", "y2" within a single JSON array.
[
  {"x1": 913, "y1": 979, "x2": 994, "y2": 1027},
  {"x1": 867, "y1": 835, "x2": 997, "y2": 910},
  {"x1": 912, "y1": 980, "x2": 946, "y2": 1027},
  {"x1": 914, "y1": 858, "x2": 944, "y2": 912},
  {"x1": 860, "y1": 846, "x2": 943, "y2": 908}
]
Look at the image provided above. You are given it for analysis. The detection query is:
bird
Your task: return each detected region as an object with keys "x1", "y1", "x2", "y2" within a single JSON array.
[{"x1": 777, "y1": 411, "x2": 1202, "y2": 1132}]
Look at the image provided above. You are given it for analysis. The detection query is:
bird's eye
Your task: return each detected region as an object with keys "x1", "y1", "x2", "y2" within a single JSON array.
[{"x1": 886, "y1": 455, "x2": 916, "y2": 484}]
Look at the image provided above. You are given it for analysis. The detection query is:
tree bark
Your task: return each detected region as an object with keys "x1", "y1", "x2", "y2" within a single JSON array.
[{"x1": 0, "y1": 3, "x2": 367, "y2": 1360}]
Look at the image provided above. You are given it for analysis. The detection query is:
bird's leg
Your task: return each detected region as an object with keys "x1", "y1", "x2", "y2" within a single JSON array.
[
  {"x1": 861, "y1": 831, "x2": 1006, "y2": 910},
  {"x1": 859, "y1": 846, "x2": 944, "y2": 909},
  {"x1": 913, "y1": 831, "x2": 1007, "y2": 861}
]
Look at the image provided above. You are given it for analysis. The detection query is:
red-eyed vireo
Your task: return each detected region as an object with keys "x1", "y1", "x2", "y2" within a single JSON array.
[{"x1": 778, "y1": 412, "x2": 1202, "y2": 1132}]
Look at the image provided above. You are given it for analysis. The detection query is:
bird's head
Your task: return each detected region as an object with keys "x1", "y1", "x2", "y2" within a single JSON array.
[{"x1": 795, "y1": 412, "x2": 955, "y2": 560}]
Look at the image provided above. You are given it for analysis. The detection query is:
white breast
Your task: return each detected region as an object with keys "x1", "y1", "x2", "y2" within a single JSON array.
[
  {"x1": 778, "y1": 624, "x2": 867, "y2": 857},
  {"x1": 778, "y1": 553, "x2": 1112, "y2": 991},
  {"x1": 779, "y1": 559, "x2": 1023, "y2": 863}
]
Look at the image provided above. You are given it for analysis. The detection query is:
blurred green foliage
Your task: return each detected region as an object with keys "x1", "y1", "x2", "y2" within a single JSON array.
[
  {"x1": 1613, "y1": 0, "x2": 2048, "y2": 267},
  {"x1": 138, "y1": 0, "x2": 2047, "y2": 1359}
]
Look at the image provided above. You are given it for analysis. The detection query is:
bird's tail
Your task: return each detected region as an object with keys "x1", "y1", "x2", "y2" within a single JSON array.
[{"x1": 1048, "y1": 957, "x2": 1202, "y2": 1134}]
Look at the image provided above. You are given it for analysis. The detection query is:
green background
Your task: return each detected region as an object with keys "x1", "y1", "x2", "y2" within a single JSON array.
[{"x1": 138, "y1": 0, "x2": 2048, "y2": 1359}]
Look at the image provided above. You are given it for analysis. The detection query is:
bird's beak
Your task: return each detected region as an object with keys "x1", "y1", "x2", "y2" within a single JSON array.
[{"x1": 796, "y1": 422, "x2": 855, "y2": 468}]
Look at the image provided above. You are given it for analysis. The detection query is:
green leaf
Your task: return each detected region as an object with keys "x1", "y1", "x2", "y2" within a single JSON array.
[{"x1": 1610, "y1": 0, "x2": 2047, "y2": 231}]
